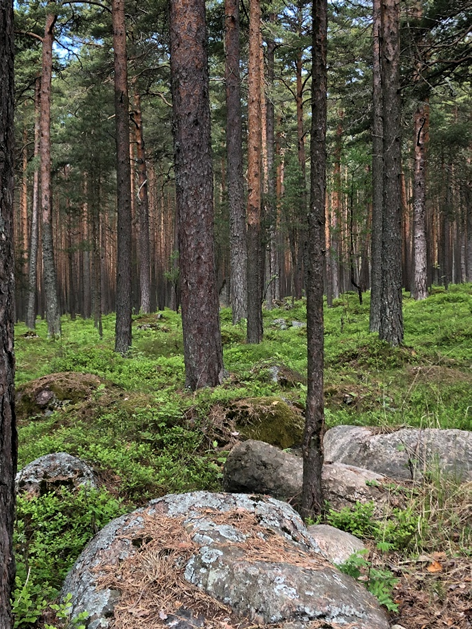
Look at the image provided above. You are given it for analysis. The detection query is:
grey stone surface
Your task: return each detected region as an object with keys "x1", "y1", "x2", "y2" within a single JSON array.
[
  {"x1": 223, "y1": 440, "x2": 303, "y2": 503},
  {"x1": 307, "y1": 524, "x2": 366, "y2": 566},
  {"x1": 324, "y1": 425, "x2": 472, "y2": 481},
  {"x1": 62, "y1": 491, "x2": 389, "y2": 629},
  {"x1": 272, "y1": 318, "x2": 288, "y2": 330},
  {"x1": 223, "y1": 439, "x2": 386, "y2": 510},
  {"x1": 15, "y1": 452, "x2": 97, "y2": 497}
]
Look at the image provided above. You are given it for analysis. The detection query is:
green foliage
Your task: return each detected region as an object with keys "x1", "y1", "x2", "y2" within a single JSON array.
[
  {"x1": 326, "y1": 501, "x2": 419, "y2": 551},
  {"x1": 337, "y1": 550, "x2": 399, "y2": 612},
  {"x1": 13, "y1": 486, "x2": 127, "y2": 627},
  {"x1": 45, "y1": 594, "x2": 89, "y2": 629}
]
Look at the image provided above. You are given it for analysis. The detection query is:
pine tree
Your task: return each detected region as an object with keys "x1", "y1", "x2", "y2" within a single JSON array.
[
  {"x1": 170, "y1": 0, "x2": 224, "y2": 389},
  {"x1": 0, "y1": 0, "x2": 17, "y2": 625}
]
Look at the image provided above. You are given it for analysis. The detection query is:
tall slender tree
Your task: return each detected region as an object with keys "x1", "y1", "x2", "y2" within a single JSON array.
[
  {"x1": 0, "y1": 0, "x2": 17, "y2": 625},
  {"x1": 301, "y1": 0, "x2": 327, "y2": 518},
  {"x1": 225, "y1": 0, "x2": 247, "y2": 324},
  {"x1": 112, "y1": 0, "x2": 133, "y2": 354},
  {"x1": 25, "y1": 76, "x2": 41, "y2": 330},
  {"x1": 133, "y1": 88, "x2": 152, "y2": 314},
  {"x1": 40, "y1": 7, "x2": 61, "y2": 337},
  {"x1": 412, "y1": 99, "x2": 429, "y2": 300},
  {"x1": 379, "y1": 0, "x2": 404, "y2": 346},
  {"x1": 170, "y1": 0, "x2": 224, "y2": 389},
  {"x1": 246, "y1": 0, "x2": 263, "y2": 343},
  {"x1": 369, "y1": 0, "x2": 383, "y2": 332}
]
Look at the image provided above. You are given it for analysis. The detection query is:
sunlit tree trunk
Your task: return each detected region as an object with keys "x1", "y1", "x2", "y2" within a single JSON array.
[
  {"x1": 379, "y1": 0, "x2": 404, "y2": 346},
  {"x1": 112, "y1": 0, "x2": 133, "y2": 354},
  {"x1": 369, "y1": 0, "x2": 383, "y2": 332},
  {"x1": 265, "y1": 24, "x2": 277, "y2": 310},
  {"x1": 0, "y1": 1, "x2": 17, "y2": 625},
  {"x1": 40, "y1": 9, "x2": 61, "y2": 337},
  {"x1": 170, "y1": 0, "x2": 224, "y2": 388},
  {"x1": 225, "y1": 0, "x2": 247, "y2": 323},
  {"x1": 301, "y1": 0, "x2": 327, "y2": 519},
  {"x1": 412, "y1": 100, "x2": 429, "y2": 300},
  {"x1": 246, "y1": 0, "x2": 263, "y2": 343}
]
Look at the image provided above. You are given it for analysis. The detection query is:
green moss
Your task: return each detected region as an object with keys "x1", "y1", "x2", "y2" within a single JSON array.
[{"x1": 226, "y1": 396, "x2": 304, "y2": 448}]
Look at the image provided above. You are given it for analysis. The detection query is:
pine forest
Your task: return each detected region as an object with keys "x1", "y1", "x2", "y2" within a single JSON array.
[{"x1": 1, "y1": 1, "x2": 472, "y2": 628}]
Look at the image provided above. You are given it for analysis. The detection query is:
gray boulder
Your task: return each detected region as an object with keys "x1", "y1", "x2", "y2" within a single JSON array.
[
  {"x1": 223, "y1": 439, "x2": 386, "y2": 510},
  {"x1": 15, "y1": 452, "x2": 97, "y2": 497},
  {"x1": 324, "y1": 425, "x2": 472, "y2": 481},
  {"x1": 62, "y1": 491, "x2": 389, "y2": 629},
  {"x1": 307, "y1": 524, "x2": 366, "y2": 566}
]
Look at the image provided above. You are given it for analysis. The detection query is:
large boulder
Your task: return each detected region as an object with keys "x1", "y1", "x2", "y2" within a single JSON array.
[
  {"x1": 223, "y1": 439, "x2": 387, "y2": 510},
  {"x1": 226, "y1": 397, "x2": 305, "y2": 449},
  {"x1": 324, "y1": 425, "x2": 472, "y2": 481},
  {"x1": 16, "y1": 452, "x2": 97, "y2": 497},
  {"x1": 62, "y1": 492, "x2": 389, "y2": 629}
]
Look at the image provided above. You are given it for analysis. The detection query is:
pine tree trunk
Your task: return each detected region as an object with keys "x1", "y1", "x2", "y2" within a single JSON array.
[
  {"x1": 170, "y1": 0, "x2": 224, "y2": 389},
  {"x1": 294, "y1": 40, "x2": 307, "y2": 300},
  {"x1": 26, "y1": 77, "x2": 41, "y2": 330},
  {"x1": 246, "y1": 0, "x2": 263, "y2": 343},
  {"x1": 265, "y1": 22, "x2": 277, "y2": 310},
  {"x1": 301, "y1": 0, "x2": 327, "y2": 519},
  {"x1": 18, "y1": 123, "x2": 29, "y2": 320},
  {"x1": 379, "y1": 0, "x2": 404, "y2": 346},
  {"x1": 112, "y1": 0, "x2": 133, "y2": 354},
  {"x1": 369, "y1": 0, "x2": 383, "y2": 332},
  {"x1": 412, "y1": 100, "x2": 429, "y2": 300},
  {"x1": 40, "y1": 10, "x2": 61, "y2": 337},
  {"x1": 133, "y1": 90, "x2": 152, "y2": 314},
  {"x1": 224, "y1": 0, "x2": 247, "y2": 324},
  {"x1": 0, "y1": 1, "x2": 17, "y2": 625},
  {"x1": 467, "y1": 200, "x2": 472, "y2": 282}
]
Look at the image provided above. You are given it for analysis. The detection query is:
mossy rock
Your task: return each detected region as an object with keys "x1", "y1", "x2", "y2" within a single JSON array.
[
  {"x1": 252, "y1": 362, "x2": 306, "y2": 388},
  {"x1": 226, "y1": 397, "x2": 305, "y2": 449},
  {"x1": 16, "y1": 372, "x2": 103, "y2": 421}
]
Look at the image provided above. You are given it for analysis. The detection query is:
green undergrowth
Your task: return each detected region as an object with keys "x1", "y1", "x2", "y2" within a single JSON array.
[
  {"x1": 13, "y1": 284, "x2": 472, "y2": 625},
  {"x1": 13, "y1": 486, "x2": 127, "y2": 627}
]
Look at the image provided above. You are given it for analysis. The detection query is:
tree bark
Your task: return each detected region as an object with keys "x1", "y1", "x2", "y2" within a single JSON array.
[
  {"x1": 112, "y1": 0, "x2": 133, "y2": 354},
  {"x1": 412, "y1": 99, "x2": 429, "y2": 300},
  {"x1": 133, "y1": 89, "x2": 152, "y2": 314},
  {"x1": 369, "y1": 0, "x2": 383, "y2": 332},
  {"x1": 0, "y1": 0, "x2": 17, "y2": 625},
  {"x1": 379, "y1": 0, "x2": 404, "y2": 346},
  {"x1": 265, "y1": 25, "x2": 277, "y2": 310},
  {"x1": 25, "y1": 77, "x2": 41, "y2": 330},
  {"x1": 301, "y1": 0, "x2": 327, "y2": 519},
  {"x1": 170, "y1": 0, "x2": 224, "y2": 389},
  {"x1": 225, "y1": 0, "x2": 247, "y2": 324},
  {"x1": 246, "y1": 0, "x2": 263, "y2": 343},
  {"x1": 40, "y1": 9, "x2": 61, "y2": 337}
]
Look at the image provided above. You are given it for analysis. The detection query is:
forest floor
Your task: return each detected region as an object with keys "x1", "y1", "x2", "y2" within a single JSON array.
[{"x1": 13, "y1": 285, "x2": 472, "y2": 628}]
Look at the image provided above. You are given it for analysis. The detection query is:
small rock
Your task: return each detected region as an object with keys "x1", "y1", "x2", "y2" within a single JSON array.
[
  {"x1": 16, "y1": 452, "x2": 97, "y2": 497},
  {"x1": 307, "y1": 524, "x2": 366, "y2": 565}
]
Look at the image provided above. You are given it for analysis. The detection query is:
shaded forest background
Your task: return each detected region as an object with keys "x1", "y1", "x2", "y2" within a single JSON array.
[{"x1": 12, "y1": 0, "x2": 472, "y2": 327}]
